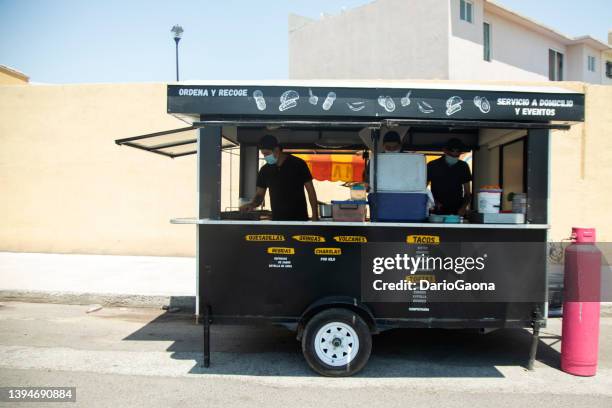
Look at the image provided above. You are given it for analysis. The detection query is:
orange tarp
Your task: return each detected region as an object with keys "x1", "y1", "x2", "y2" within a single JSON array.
[
  {"x1": 295, "y1": 153, "x2": 464, "y2": 183},
  {"x1": 295, "y1": 154, "x2": 365, "y2": 183}
]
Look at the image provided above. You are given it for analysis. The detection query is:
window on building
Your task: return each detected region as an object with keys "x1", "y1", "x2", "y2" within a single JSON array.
[
  {"x1": 460, "y1": 0, "x2": 473, "y2": 23},
  {"x1": 606, "y1": 61, "x2": 612, "y2": 78},
  {"x1": 483, "y1": 22, "x2": 491, "y2": 61},
  {"x1": 549, "y1": 49, "x2": 564, "y2": 81},
  {"x1": 587, "y1": 55, "x2": 596, "y2": 72}
]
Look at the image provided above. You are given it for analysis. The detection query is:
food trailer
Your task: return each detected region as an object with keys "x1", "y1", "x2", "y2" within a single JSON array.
[{"x1": 115, "y1": 81, "x2": 584, "y2": 376}]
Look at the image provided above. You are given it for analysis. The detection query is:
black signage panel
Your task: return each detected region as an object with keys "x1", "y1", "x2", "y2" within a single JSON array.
[
  {"x1": 198, "y1": 223, "x2": 547, "y2": 325},
  {"x1": 168, "y1": 84, "x2": 584, "y2": 122}
]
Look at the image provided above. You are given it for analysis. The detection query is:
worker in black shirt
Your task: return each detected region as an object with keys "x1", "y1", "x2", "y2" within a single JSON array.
[
  {"x1": 240, "y1": 135, "x2": 319, "y2": 221},
  {"x1": 427, "y1": 138, "x2": 472, "y2": 216}
]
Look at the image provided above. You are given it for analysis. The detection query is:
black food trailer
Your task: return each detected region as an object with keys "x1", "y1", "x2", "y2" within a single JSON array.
[{"x1": 116, "y1": 81, "x2": 584, "y2": 376}]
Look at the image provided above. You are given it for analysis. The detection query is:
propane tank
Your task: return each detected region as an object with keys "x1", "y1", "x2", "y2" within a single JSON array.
[{"x1": 561, "y1": 227, "x2": 601, "y2": 376}]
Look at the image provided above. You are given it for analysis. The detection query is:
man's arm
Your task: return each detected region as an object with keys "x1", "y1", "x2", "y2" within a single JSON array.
[
  {"x1": 304, "y1": 181, "x2": 319, "y2": 221},
  {"x1": 240, "y1": 187, "x2": 266, "y2": 211},
  {"x1": 457, "y1": 162, "x2": 472, "y2": 216},
  {"x1": 458, "y1": 182, "x2": 472, "y2": 216}
]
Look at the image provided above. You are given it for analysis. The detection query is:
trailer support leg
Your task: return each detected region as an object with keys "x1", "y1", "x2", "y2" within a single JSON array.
[
  {"x1": 203, "y1": 305, "x2": 211, "y2": 368},
  {"x1": 527, "y1": 310, "x2": 542, "y2": 371}
]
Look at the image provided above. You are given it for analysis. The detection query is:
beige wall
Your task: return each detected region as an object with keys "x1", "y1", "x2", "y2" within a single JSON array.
[
  {"x1": 549, "y1": 84, "x2": 612, "y2": 241},
  {"x1": 0, "y1": 83, "x2": 198, "y2": 257},
  {"x1": 1, "y1": 81, "x2": 611, "y2": 258}
]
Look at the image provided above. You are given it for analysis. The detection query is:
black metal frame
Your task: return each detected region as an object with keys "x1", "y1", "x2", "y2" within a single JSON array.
[
  {"x1": 384, "y1": 118, "x2": 571, "y2": 130},
  {"x1": 498, "y1": 136, "x2": 528, "y2": 209},
  {"x1": 114, "y1": 118, "x2": 569, "y2": 159},
  {"x1": 525, "y1": 129, "x2": 550, "y2": 224},
  {"x1": 194, "y1": 119, "x2": 382, "y2": 128},
  {"x1": 115, "y1": 125, "x2": 199, "y2": 158},
  {"x1": 114, "y1": 125, "x2": 238, "y2": 158}
]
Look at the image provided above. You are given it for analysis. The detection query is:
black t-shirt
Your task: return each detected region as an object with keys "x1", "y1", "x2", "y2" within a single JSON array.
[
  {"x1": 427, "y1": 157, "x2": 472, "y2": 214},
  {"x1": 256, "y1": 154, "x2": 313, "y2": 221}
]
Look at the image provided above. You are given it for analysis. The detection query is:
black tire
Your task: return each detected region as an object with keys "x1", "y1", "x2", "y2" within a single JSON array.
[{"x1": 301, "y1": 308, "x2": 372, "y2": 377}]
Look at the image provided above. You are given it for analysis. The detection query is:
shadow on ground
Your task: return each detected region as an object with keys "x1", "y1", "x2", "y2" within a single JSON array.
[{"x1": 123, "y1": 304, "x2": 561, "y2": 378}]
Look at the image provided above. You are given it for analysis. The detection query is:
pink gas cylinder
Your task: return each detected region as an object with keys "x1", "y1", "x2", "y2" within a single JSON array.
[{"x1": 561, "y1": 227, "x2": 601, "y2": 376}]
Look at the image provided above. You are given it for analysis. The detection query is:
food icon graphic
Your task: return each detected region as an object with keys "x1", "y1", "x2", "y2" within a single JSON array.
[
  {"x1": 322, "y1": 92, "x2": 337, "y2": 111},
  {"x1": 347, "y1": 101, "x2": 366, "y2": 112},
  {"x1": 279, "y1": 90, "x2": 300, "y2": 111},
  {"x1": 400, "y1": 91, "x2": 412, "y2": 107},
  {"x1": 473, "y1": 96, "x2": 491, "y2": 114},
  {"x1": 308, "y1": 89, "x2": 319, "y2": 105},
  {"x1": 253, "y1": 90, "x2": 266, "y2": 111},
  {"x1": 445, "y1": 96, "x2": 463, "y2": 116},
  {"x1": 417, "y1": 101, "x2": 434, "y2": 114},
  {"x1": 377, "y1": 96, "x2": 396, "y2": 112}
]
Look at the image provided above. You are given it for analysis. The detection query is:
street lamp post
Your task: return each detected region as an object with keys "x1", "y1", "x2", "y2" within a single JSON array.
[{"x1": 171, "y1": 24, "x2": 184, "y2": 81}]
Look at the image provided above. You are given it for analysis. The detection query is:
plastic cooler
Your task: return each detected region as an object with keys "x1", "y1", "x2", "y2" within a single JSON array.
[
  {"x1": 368, "y1": 192, "x2": 429, "y2": 222},
  {"x1": 371, "y1": 153, "x2": 426, "y2": 192},
  {"x1": 331, "y1": 200, "x2": 367, "y2": 222}
]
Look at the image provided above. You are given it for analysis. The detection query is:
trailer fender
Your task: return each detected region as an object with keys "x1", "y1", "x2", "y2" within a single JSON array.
[{"x1": 297, "y1": 296, "x2": 378, "y2": 341}]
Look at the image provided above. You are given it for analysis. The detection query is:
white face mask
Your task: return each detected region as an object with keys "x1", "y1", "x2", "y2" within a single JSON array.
[{"x1": 445, "y1": 155, "x2": 459, "y2": 166}]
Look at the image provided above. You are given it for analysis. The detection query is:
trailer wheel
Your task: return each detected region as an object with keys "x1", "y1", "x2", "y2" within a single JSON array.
[{"x1": 302, "y1": 308, "x2": 372, "y2": 377}]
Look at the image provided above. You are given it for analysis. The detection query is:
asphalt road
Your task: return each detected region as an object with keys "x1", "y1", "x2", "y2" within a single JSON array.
[{"x1": 0, "y1": 302, "x2": 611, "y2": 408}]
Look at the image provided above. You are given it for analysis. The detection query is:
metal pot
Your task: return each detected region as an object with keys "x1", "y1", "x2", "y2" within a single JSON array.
[{"x1": 318, "y1": 202, "x2": 333, "y2": 218}]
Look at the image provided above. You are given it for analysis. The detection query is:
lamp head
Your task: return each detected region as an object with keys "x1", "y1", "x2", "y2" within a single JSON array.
[{"x1": 171, "y1": 24, "x2": 184, "y2": 40}]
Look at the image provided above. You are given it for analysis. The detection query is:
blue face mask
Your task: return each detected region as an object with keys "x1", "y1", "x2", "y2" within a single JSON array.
[
  {"x1": 445, "y1": 155, "x2": 459, "y2": 166},
  {"x1": 264, "y1": 154, "x2": 278, "y2": 165}
]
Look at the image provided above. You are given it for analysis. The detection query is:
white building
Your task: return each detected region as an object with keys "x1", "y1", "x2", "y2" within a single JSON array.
[{"x1": 289, "y1": 0, "x2": 612, "y2": 84}]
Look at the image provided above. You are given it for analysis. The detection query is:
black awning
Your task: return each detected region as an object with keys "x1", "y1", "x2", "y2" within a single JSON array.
[
  {"x1": 114, "y1": 125, "x2": 236, "y2": 158},
  {"x1": 168, "y1": 84, "x2": 585, "y2": 123}
]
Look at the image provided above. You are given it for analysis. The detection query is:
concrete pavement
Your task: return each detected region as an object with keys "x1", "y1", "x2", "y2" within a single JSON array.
[{"x1": 0, "y1": 302, "x2": 611, "y2": 407}]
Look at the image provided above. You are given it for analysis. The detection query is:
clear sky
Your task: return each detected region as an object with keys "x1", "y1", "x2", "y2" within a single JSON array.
[{"x1": 0, "y1": 0, "x2": 610, "y2": 83}]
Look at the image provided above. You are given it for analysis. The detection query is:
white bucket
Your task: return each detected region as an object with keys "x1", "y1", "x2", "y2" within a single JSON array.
[
  {"x1": 478, "y1": 190, "x2": 502, "y2": 213},
  {"x1": 512, "y1": 193, "x2": 527, "y2": 214}
]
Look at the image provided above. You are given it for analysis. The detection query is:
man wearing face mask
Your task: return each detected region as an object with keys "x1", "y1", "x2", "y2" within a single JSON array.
[
  {"x1": 380, "y1": 131, "x2": 402, "y2": 153},
  {"x1": 427, "y1": 138, "x2": 472, "y2": 216},
  {"x1": 362, "y1": 131, "x2": 403, "y2": 183},
  {"x1": 239, "y1": 135, "x2": 319, "y2": 221}
]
